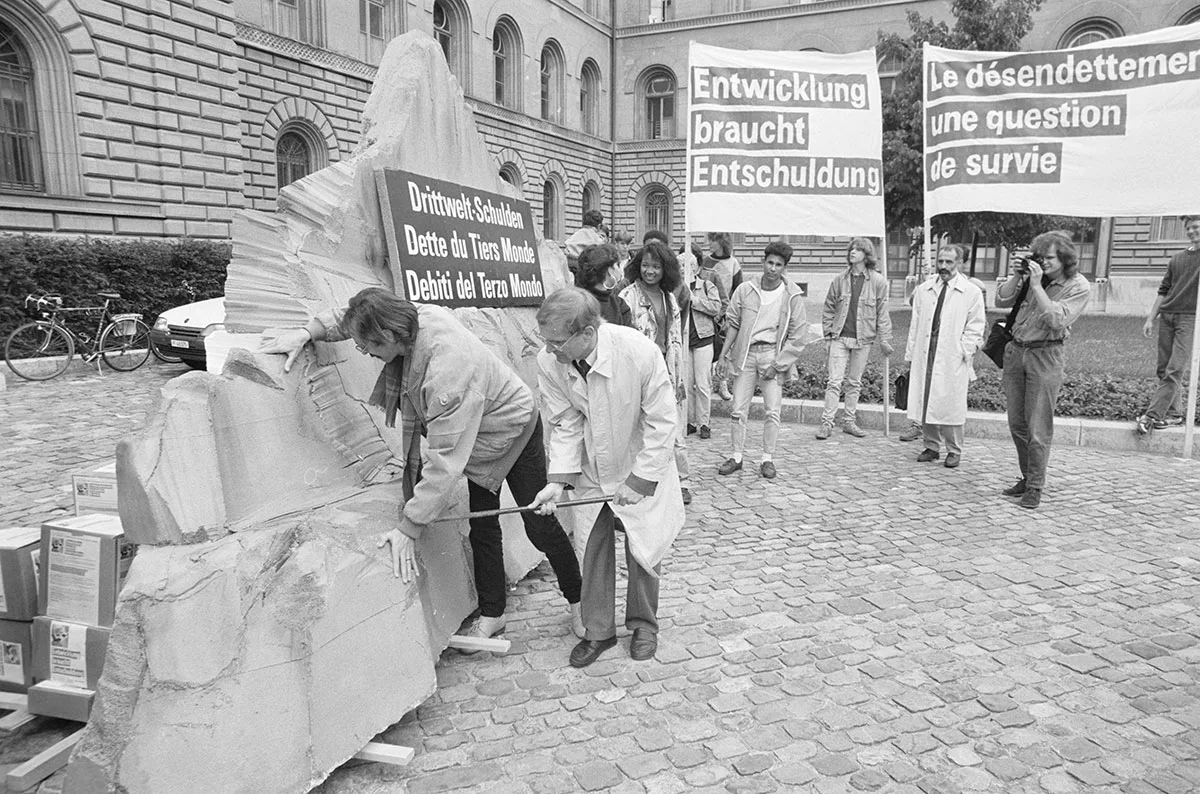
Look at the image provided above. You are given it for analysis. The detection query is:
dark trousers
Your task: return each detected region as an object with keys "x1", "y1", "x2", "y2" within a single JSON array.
[
  {"x1": 467, "y1": 418, "x2": 582, "y2": 618},
  {"x1": 1147, "y1": 313, "x2": 1194, "y2": 421},
  {"x1": 1002, "y1": 343, "x2": 1065, "y2": 490},
  {"x1": 580, "y1": 504, "x2": 660, "y2": 640}
]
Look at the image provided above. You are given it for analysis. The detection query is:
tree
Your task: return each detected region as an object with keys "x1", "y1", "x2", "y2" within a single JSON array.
[{"x1": 878, "y1": 0, "x2": 1093, "y2": 261}]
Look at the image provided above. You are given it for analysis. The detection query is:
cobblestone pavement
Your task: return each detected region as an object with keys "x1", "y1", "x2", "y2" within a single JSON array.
[{"x1": 4, "y1": 363, "x2": 1200, "y2": 793}]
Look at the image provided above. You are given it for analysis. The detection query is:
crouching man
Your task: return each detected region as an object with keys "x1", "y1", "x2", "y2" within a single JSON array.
[
  {"x1": 531, "y1": 288, "x2": 684, "y2": 668},
  {"x1": 259, "y1": 287, "x2": 584, "y2": 643}
]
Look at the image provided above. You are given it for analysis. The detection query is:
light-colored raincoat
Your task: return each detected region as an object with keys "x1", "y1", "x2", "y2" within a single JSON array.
[{"x1": 904, "y1": 273, "x2": 986, "y2": 426}]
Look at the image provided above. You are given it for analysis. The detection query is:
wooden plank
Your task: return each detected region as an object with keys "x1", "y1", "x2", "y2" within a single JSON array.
[
  {"x1": 353, "y1": 742, "x2": 414, "y2": 766},
  {"x1": 0, "y1": 707, "x2": 34, "y2": 731},
  {"x1": 5, "y1": 729, "x2": 84, "y2": 792},
  {"x1": 0, "y1": 692, "x2": 26, "y2": 711},
  {"x1": 446, "y1": 634, "x2": 510, "y2": 654}
]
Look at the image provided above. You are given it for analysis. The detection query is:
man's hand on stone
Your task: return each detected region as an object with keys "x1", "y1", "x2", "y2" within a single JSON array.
[
  {"x1": 258, "y1": 328, "x2": 312, "y2": 373},
  {"x1": 531, "y1": 483, "x2": 566, "y2": 515},
  {"x1": 613, "y1": 482, "x2": 645, "y2": 507},
  {"x1": 378, "y1": 529, "x2": 418, "y2": 582}
]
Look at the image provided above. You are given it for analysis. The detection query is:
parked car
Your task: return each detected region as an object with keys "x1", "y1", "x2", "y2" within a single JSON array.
[{"x1": 150, "y1": 298, "x2": 225, "y2": 370}]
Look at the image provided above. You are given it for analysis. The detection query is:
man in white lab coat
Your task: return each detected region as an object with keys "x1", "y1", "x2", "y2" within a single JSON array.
[{"x1": 531, "y1": 288, "x2": 684, "y2": 668}]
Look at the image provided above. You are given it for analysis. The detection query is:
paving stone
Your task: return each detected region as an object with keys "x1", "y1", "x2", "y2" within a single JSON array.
[{"x1": 809, "y1": 753, "x2": 860, "y2": 776}]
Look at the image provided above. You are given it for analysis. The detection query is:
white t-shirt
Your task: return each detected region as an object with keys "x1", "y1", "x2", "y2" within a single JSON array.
[{"x1": 748, "y1": 285, "x2": 784, "y2": 345}]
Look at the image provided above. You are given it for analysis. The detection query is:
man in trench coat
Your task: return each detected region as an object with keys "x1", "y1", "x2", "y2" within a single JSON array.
[
  {"x1": 531, "y1": 287, "x2": 684, "y2": 668},
  {"x1": 905, "y1": 243, "x2": 987, "y2": 468}
]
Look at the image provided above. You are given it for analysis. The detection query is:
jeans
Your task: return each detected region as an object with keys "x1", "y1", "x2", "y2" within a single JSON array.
[
  {"x1": 822, "y1": 337, "x2": 870, "y2": 425},
  {"x1": 580, "y1": 504, "x2": 659, "y2": 640},
  {"x1": 1002, "y1": 343, "x2": 1065, "y2": 490},
  {"x1": 1147, "y1": 313, "x2": 1195, "y2": 422},
  {"x1": 689, "y1": 343, "x2": 714, "y2": 427},
  {"x1": 730, "y1": 345, "x2": 783, "y2": 459},
  {"x1": 467, "y1": 418, "x2": 582, "y2": 617}
]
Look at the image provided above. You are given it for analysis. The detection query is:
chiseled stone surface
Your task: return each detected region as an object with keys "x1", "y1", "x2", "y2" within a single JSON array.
[{"x1": 57, "y1": 31, "x2": 563, "y2": 794}]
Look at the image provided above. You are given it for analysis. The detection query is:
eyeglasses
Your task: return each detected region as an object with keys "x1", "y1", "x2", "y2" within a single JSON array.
[{"x1": 543, "y1": 329, "x2": 581, "y2": 354}]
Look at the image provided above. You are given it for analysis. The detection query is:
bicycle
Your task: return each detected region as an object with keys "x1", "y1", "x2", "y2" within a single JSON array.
[{"x1": 4, "y1": 293, "x2": 152, "y2": 381}]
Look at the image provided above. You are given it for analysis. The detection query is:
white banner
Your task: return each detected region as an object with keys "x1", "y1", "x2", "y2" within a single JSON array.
[
  {"x1": 686, "y1": 43, "x2": 885, "y2": 237},
  {"x1": 924, "y1": 24, "x2": 1200, "y2": 217}
]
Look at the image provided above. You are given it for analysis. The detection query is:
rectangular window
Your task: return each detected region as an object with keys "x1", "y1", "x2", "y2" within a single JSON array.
[
  {"x1": 359, "y1": 0, "x2": 384, "y2": 37},
  {"x1": 1153, "y1": 216, "x2": 1189, "y2": 242},
  {"x1": 273, "y1": 0, "x2": 325, "y2": 46}
]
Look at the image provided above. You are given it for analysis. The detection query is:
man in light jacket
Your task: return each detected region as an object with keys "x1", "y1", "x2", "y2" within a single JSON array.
[
  {"x1": 716, "y1": 241, "x2": 813, "y2": 480},
  {"x1": 259, "y1": 288, "x2": 583, "y2": 644},
  {"x1": 531, "y1": 288, "x2": 684, "y2": 668},
  {"x1": 905, "y1": 244, "x2": 987, "y2": 469}
]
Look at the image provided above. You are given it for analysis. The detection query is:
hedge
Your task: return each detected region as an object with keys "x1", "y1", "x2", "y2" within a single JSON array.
[
  {"x1": 783, "y1": 361, "x2": 1166, "y2": 423},
  {"x1": 0, "y1": 234, "x2": 229, "y2": 339}
]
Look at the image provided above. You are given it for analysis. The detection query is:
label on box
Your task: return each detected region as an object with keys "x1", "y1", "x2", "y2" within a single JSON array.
[
  {"x1": 48, "y1": 620, "x2": 87, "y2": 687},
  {"x1": 0, "y1": 641, "x2": 23, "y2": 684},
  {"x1": 46, "y1": 530, "x2": 101, "y2": 625}
]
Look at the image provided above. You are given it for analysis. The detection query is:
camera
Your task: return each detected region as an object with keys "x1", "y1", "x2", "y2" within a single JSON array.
[{"x1": 1014, "y1": 252, "x2": 1043, "y2": 275}]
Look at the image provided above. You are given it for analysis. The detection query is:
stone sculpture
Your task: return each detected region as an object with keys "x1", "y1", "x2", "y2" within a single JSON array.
[{"x1": 64, "y1": 32, "x2": 570, "y2": 794}]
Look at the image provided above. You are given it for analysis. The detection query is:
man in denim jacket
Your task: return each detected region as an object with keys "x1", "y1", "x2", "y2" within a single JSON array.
[{"x1": 715, "y1": 241, "x2": 811, "y2": 479}]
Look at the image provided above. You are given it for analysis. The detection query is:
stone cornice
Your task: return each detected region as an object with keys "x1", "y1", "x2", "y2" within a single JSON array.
[
  {"x1": 615, "y1": 139, "x2": 684, "y2": 153},
  {"x1": 466, "y1": 98, "x2": 614, "y2": 154},
  {"x1": 236, "y1": 23, "x2": 377, "y2": 81},
  {"x1": 618, "y1": 0, "x2": 924, "y2": 38}
]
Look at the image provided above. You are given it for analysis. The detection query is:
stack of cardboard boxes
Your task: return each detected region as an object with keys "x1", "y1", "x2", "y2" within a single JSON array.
[
  {"x1": 26, "y1": 513, "x2": 135, "y2": 721},
  {"x1": 0, "y1": 527, "x2": 41, "y2": 694}
]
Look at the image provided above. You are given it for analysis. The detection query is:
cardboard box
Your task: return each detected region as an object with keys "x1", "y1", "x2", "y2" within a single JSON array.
[
  {"x1": 31, "y1": 617, "x2": 111, "y2": 690},
  {"x1": 39, "y1": 513, "x2": 135, "y2": 627},
  {"x1": 27, "y1": 681, "x2": 94, "y2": 722},
  {"x1": 0, "y1": 619, "x2": 33, "y2": 693},
  {"x1": 72, "y1": 461, "x2": 118, "y2": 516},
  {"x1": 0, "y1": 527, "x2": 41, "y2": 620}
]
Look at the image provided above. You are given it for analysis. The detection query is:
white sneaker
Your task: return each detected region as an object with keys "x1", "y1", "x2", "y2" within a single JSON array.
[
  {"x1": 570, "y1": 602, "x2": 585, "y2": 638},
  {"x1": 457, "y1": 614, "x2": 506, "y2": 654}
]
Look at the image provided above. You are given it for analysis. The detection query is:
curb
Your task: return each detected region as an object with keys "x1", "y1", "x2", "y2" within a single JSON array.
[{"x1": 709, "y1": 397, "x2": 1195, "y2": 459}]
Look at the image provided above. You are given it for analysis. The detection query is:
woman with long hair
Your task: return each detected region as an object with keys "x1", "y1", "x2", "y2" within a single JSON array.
[{"x1": 619, "y1": 240, "x2": 692, "y2": 504}]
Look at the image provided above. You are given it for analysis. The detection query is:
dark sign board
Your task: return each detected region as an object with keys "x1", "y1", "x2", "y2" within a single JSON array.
[{"x1": 376, "y1": 169, "x2": 545, "y2": 308}]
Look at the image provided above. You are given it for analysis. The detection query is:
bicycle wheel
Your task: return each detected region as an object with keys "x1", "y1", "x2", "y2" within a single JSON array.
[
  {"x1": 100, "y1": 318, "x2": 152, "y2": 372},
  {"x1": 4, "y1": 322, "x2": 74, "y2": 380},
  {"x1": 150, "y1": 337, "x2": 183, "y2": 364}
]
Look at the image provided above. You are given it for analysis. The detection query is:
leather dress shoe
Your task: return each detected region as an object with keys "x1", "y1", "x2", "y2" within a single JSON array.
[
  {"x1": 943, "y1": 453, "x2": 961, "y2": 469},
  {"x1": 630, "y1": 629, "x2": 657, "y2": 661},
  {"x1": 916, "y1": 448, "x2": 940, "y2": 463},
  {"x1": 699, "y1": 425, "x2": 711, "y2": 439},
  {"x1": 760, "y1": 461, "x2": 777, "y2": 479},
  {"x1": 1002, "y1": 479, "x2": 1027, "y2": 497},
  {"x1": 717, "y1": 458, "x2": 743, "y2": 476},
  {"x1": 570, "y1": 636, "x2": 617, "y2": 668},
  {"x1": 1019, "y1": 488, "x2": 1042, "y2": 509}
]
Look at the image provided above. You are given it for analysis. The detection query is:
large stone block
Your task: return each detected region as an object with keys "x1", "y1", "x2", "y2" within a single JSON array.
[{"x1": 71, "y1": 31, "x2": 571, "y2": 794}]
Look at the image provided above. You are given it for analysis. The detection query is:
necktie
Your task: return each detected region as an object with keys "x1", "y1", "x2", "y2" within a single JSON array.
[
  {"x1": 573, "y1": 359, "x2": 591, "y2": 380},
  {"x1": 922, "y1": 280, "x2": 950, "y2": 425}
]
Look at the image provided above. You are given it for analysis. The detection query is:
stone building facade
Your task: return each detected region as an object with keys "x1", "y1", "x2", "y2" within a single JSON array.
[{"x1": 3, "y1": 0, "x2": 1199, "y2": 312}]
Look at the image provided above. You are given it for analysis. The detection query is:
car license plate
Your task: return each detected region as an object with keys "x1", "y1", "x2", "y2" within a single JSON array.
[{"x1": 170, "y1": 340, "x2": 190, "y2": 349}]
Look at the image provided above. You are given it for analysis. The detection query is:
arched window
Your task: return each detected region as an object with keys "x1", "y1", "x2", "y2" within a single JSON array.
[
  {"x1": 540, "y1": 41, "x2": 565, "y2": 123},
  {"x1": 493, "y1": 17, "x2": 522, "y2": 110},
  {"x1": 499, "y1": 162, "x2": 522, "y2": 194},
  {"x1": 642, "y1": 187, "x2": 670, "y2": 237},
  {"x1": 1179, "y1": 7, "x2": 1200, "y2": 25},
  {"x1": 580, "y1": 59, "x2": 601, "y2": 135},
  {"x1": 582, "y1": 181, "x2": 600, "y2": 217},
  {"x1": 878, "y1": 47, "x2": 908, "y2": 96},
  {"x1": 0, "y1": 21, "x2": 41, "y2": 191},
  {"x1": 542, "y1": 179, "x2": 562, "y2": 240},
  {"x1": 641, "y1": 67, "x2": 675, "y2": 139},
  {"x1": 432, "y1": 0, "x2": 469, "y2": 85},
  {"x1": 276, "y1": 130, "x2": 312, "y2": 189},
  {"x1": 1058, "y1": 18, "x2": 1123, "y2": 49}
]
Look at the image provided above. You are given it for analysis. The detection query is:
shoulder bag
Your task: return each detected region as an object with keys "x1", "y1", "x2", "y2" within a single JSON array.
[{"x1": 982, "y1": 278, "x2": 1031, "y2": 369}]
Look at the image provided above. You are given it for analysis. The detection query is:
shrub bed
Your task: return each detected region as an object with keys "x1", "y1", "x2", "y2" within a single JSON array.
[
  {"x1": 0, "y1": 234, "x2": 229, "y2": 338},
  {"x1": 783, "y1": 360, "x2": 1163, "y2": 423}
]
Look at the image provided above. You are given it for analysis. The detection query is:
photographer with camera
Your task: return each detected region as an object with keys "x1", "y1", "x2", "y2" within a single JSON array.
[{"x1": 994, "y1": 231, "x2": 1091, "y2": 509}]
